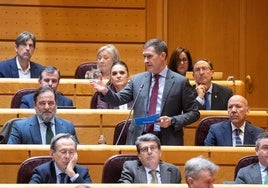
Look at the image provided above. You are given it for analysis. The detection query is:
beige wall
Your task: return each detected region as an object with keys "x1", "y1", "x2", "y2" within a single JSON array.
[{"x1": 0, "y1": 0, "x2": 267, "y2": 108}]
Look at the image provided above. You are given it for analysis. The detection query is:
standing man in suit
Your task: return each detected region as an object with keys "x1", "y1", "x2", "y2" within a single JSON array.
[
  {"x1": 0, "y1": 31, "x2": 43, "y2": 78},
  {"x1": 204, "y1": 95, "x2": 264, "y2": 146},
  {"x1": 235, "y1": 132, "x2": 268, "y2": 184},
  {"x1": 91, "y1": 39, "x2": 200, "y2": 145},
  {"x1": 193, "y1": 59, "x2": 233, "y2": 110},
  {"x1": 30, "y1": 133, "x2": 91, "y2": 184},
  {"x1": 118, "y1": 133, "x2": 181, "y2": 183},
  {"x1": 20, "y1": 66, "x2": 73, "y2": 108},
  {"x1": 8, "y1": 87, "x2": 78, "y2": 144},
  {"x1": 184, "y1": 156, "x2": 218, "y2": 188}
]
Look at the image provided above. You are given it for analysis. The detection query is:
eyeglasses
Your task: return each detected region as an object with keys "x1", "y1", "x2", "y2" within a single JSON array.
[
  {"x1": 194, "y1": 66, "x2": 211, "y2": 73},
  {"x1": 111, "y1": 71, "x2": 126, "y2": 76},
  {"x1": 140, "y1": 145, "x2": 159, "y2": 153},
  {"x1": 178, "y1": 58, "x2": 188, "y2": 63}
]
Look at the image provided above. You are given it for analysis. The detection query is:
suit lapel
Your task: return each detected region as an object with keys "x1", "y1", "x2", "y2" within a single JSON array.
[
  {"x1": 159, "y1": 162, "x2": 172, "y2": 183},
  {"x1": 161, "y1": 70, "x2": 174, "y2": 113},
  {"x1": 29, "y1": 115, "x2": 42, "y2": 144},
  {"x1": 10, "y1": 58, "x2": 19, "y2": 78},
  {"x1": 222, "y1": 121, "x2": 233, "y2": 146},
  {"x1": 54, "y1": 117, "x2": 64, "y2": 134},
  {"x1": 137, "y1": 164, "x2": 147, "y2": 183}
]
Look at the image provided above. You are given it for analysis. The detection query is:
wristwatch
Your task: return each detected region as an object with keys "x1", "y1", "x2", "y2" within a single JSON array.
[{"x1": 171, "y1": 117, "x2": 176, "y2": 126}]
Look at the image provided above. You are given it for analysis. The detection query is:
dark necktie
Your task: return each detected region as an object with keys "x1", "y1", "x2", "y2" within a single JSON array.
[
  {"x1": 204, "y1": 92, "x2": 211, "y2": 110},
  {"x1": 45, "y1": 122, "x2": 54, "y2": 144},
  {"x1": 60, "y1": 173, "x2": 66, "y2": 184},
  {"x1": 234, "y1": 129, "x2": 242, "y2": 145},
  {"x1": 264, "y1": 168, "x2": 268, "y2": 184},
  {"x1": 146, "y1": 74, "x2": 159, "y2": 133},
  {"x1": 149, "y1": 170, "x2": 158, "y2": 184}
]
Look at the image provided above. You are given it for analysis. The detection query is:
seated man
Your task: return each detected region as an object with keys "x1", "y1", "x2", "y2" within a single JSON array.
[
  {"x1": 204, "y1": 95, "x2": 264, "y2": 146},
  {"x1": 193, "y1": 59, "x2": 233, "y2": 110},
  {"x1": 20, "y1": 66, "x2": 73, "y2": 108},
  {"x1": 8, "y1": 87, "x2": 78, "y2": 144},
  {"x1": 0, "y1": 31, "x2": 43, "y2": 78},
  {"x1": 118, "y1": 133, "x2": 181, "y2": 183},
  {"x1": 235, "y1": 132, "x2": 268, "y2": 184},
  {"x1": 184, "y1": 156, "x2": 218, "y2": 188},
  {"x1": 30, "y1": 133, "x2": 91, "y2": 184}
]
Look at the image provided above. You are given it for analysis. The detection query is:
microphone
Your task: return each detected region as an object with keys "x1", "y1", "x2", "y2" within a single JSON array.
[{"x1": 115, "y1": 83, "x2": 144, "y2": 145}]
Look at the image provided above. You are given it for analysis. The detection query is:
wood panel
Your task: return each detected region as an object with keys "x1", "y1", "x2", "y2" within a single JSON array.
[
  {"x1": 0, "y1": 145, "x2": 256, "y2": 184},
  {"x1": 0, "y1": 109, "x2": 267, "y2": 146},
  {"x1": 0, "y1": 78, "x2": 245, "y2": 108}
]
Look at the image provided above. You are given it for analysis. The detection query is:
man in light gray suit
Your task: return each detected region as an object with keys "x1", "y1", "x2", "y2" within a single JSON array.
[
  {"x1": 235, "y1": 132, "x2": 268, "y2": 184},
  {"x1": 8, "y1": 87, "x2": 78, "y2": 144},
  {"x1": 118, "y1": 133, "x2": 181, "y2": 183},
  {"x1": 91, "y1": 39, "x2": 200, "y2": 145}
]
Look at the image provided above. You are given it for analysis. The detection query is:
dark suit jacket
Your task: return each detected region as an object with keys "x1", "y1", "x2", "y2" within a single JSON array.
[
  {"x1": 96, "y1": 85, "x2": 133, "y2": 109},
  {"x1": 102, "y1": 69, "x2": 200, "y2": 145},
  {"x1": 204, "y1": 120, "x2": 264, "y2": 146},
  {"x1": 194, "y1": 83, "x2": 233, "y2": 110},
  {"x1": 0, "y1": 57, "x2": 43, "y2": 78},
  {"x1": 20, "y1": 92, "x2": 73, "y2": 108},
  {"x1": 29, "y1": 160, "x2": 91, "y2": 184},
  {"x1": 235, "y1": 163, "x2": 262, "y2": 184},
  {"x1": 118, "y1": 160, "x2": 181, "y2": 183},
  {"x1": 7, "y1": 115, "x2": 79, "y2": 144}
]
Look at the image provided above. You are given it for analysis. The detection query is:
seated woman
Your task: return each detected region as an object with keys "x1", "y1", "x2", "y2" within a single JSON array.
[
  {"x1": 85, "y1": 44, "x2": 120, "y2": 81},
  {"x1": 168, "y1": 47, "x2": 193, "y2": 76},
  {"x1": 92, "y1": 61, "x2": 132, "y2": 109}
]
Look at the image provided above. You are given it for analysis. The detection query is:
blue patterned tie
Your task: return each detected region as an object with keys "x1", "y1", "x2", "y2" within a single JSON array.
[
  {"x1": 204, "y1": 92, "x2": 211, "y2": 110},
  {"x1": 235, "y1": 129, "x2": 242, "y2": 145}
]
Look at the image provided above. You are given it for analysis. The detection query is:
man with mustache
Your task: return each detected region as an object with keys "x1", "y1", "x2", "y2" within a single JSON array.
[
  {"x1": 0, "y1": 31, "x2": 43, "y2": 78},
  {"x1": 204, "y1": 95, "x2": 264, "y2": 146},
  {"x1": 8, "y1": 87, "x2": 78, "y2": 144}
]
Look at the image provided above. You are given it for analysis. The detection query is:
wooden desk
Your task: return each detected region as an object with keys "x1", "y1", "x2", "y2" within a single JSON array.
[
  {"x1": 0, "y1": 109, "x2": 267, "y2": 145},
  {"x1": 0, "y1": 79, "x2": 245, "y2": 109},
  {"x1": 0, "y1": 145, "x2": 256, "y2": 184}
]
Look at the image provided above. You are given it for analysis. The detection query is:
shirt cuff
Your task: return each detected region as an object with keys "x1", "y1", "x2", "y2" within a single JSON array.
[
  {"x1": 70, "y1": 173, "x2": 79, "y2": 182},
  {"x1": 196, "y1": 96, "x2": 205, "y2": 105}
]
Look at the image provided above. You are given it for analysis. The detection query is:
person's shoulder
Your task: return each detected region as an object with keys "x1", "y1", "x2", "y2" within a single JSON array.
[
  {"x1": 30, "y1": 61, "x2": 43, "y2": 68},
  {"x1": 246, "y1": 122, "x2": 264, "y2": 132},
  {"x1": 212, "y1": 83, "x2": 233, "y2": 92},
  {"x1": 0, "y1": 57, "x2": 16, "y2": 65},
  {"x1": 55, "y1": 116, "x2": 73, "y2": 125},
  {"x1": 210, "y1": 120, "x2": 230, "y2": 129},
  {"x1": 160, "y1": 161, "x2": 179, "y2": 170}
]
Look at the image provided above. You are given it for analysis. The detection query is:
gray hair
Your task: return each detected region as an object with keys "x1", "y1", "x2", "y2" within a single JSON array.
[
  {"x1": 97, "y1": 44, "x2": 120, "y2": 62},
  {"x1": 50, "y1": 133, "x2": 78, "y2": 151},
  {"x1": 143, "y1": 39, "x2": 168, "y2": 57},
  {"x1": 184, "y1": 156, "x2": 218, "y2": 181},
  {"x1": 15, "y1": 31, "x2": 36, "y2": 48},
  {"x1": 256, "y1": 132, "x2": 268, "y2": 147},
  {"x1": 135, "y1": 133, "x2": 161, "y2": 153}
]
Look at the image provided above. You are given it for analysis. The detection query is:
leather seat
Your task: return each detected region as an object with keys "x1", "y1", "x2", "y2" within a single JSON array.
[
  {"x1": 17, "y1": 156, "x2": 52, "y2": 183},
  {"x1": 113, "y1": 119, "x2": 132, "y2": 145},
  {"x1": 194, "y1": 116, "x2": 229, "y2": 146},
  {"x1": 0, "y1": 118, "x2": 24, "y2": 144},
  {"x1": 234, "y1": 155, "x2": 258, "y2": 180},
  {"x1": 10, "y1": 88, "x2": 36, "y2": 108},
  {"x1": 101, "y1": 154, "x2": 138, "y2": 183},
  {"x1": 74, "y1": 62, "x2": 98, "y2": 79}
]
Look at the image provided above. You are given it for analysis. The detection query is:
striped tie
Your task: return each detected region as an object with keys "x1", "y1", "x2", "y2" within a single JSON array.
[
  {"x1": 235, "y1": 129, "x2": 242, "y2": 145},
  {"x1": 149, "y1": 170, "x2": 158, "y2": 184}
]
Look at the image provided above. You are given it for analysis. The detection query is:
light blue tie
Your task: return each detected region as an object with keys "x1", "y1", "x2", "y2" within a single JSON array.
[{"x1": 264, "y1": 168, "x2": 268, "y2": 184}]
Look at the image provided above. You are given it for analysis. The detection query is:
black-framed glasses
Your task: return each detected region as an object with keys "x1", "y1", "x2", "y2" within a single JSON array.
[{"x1": 140, "y1": 145, "x2": 158, "y2": 153}]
